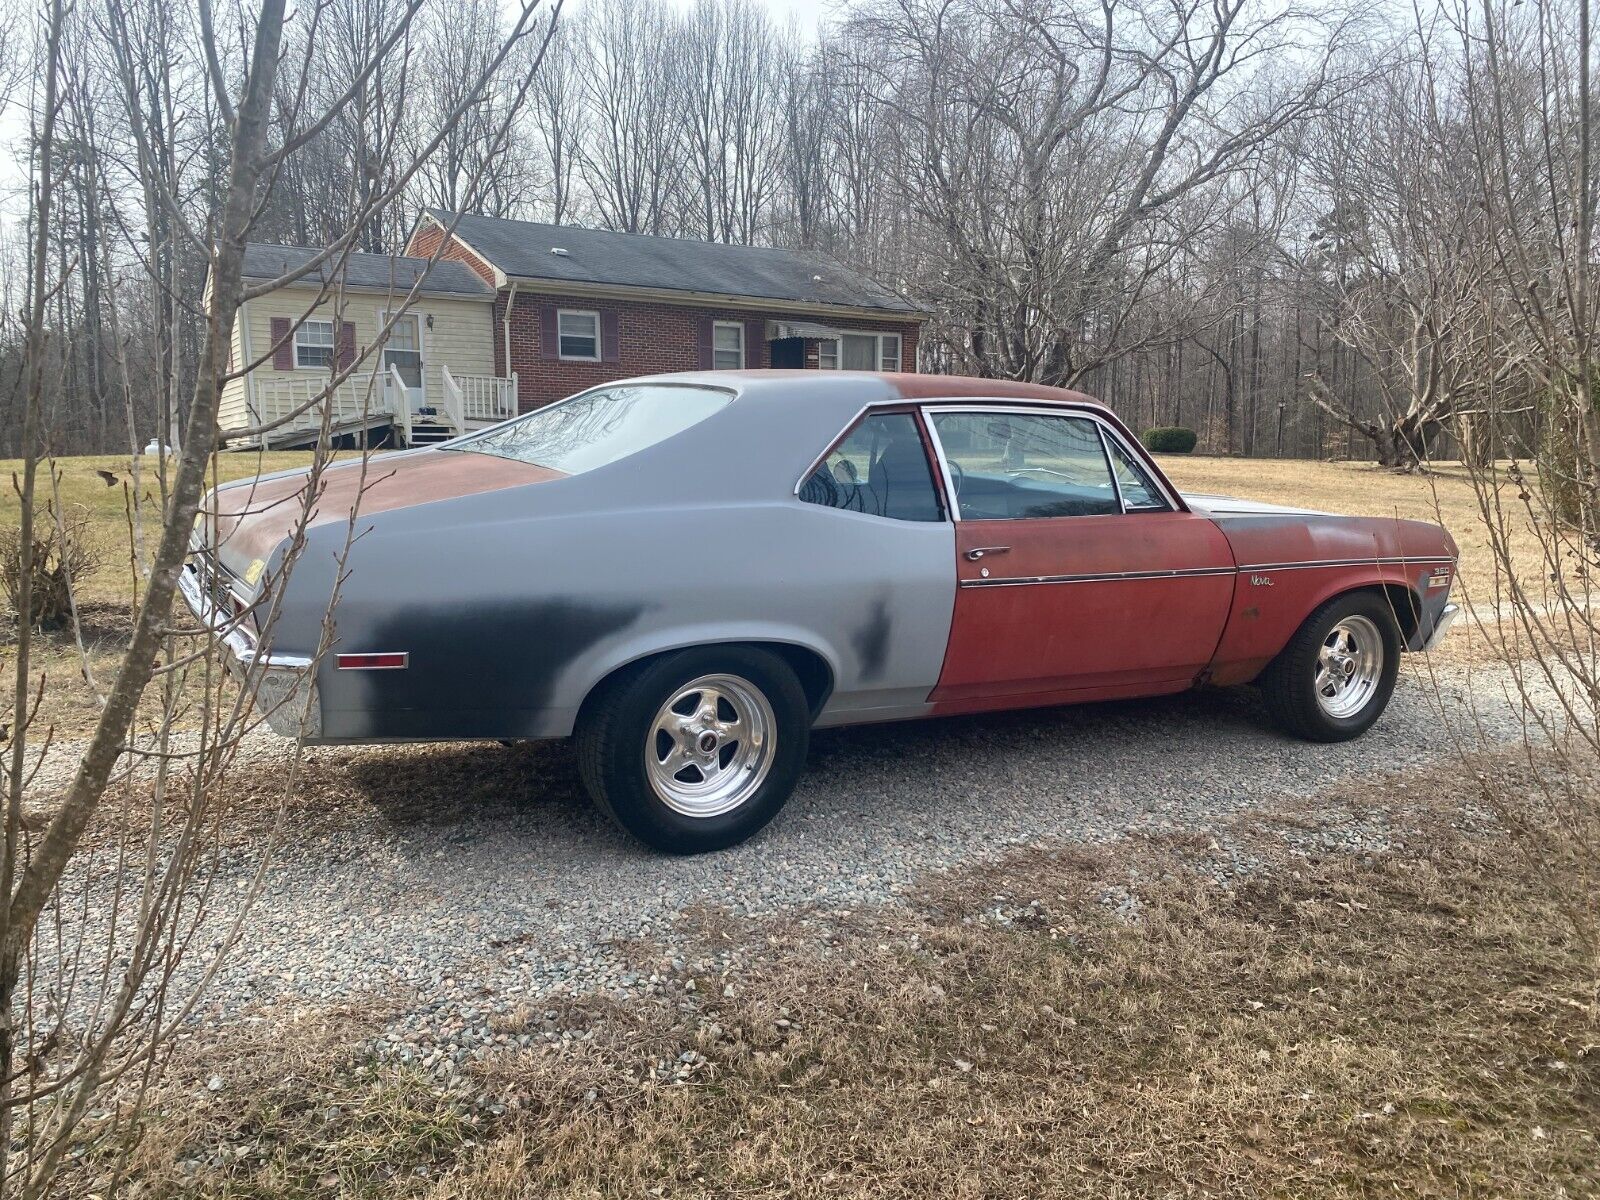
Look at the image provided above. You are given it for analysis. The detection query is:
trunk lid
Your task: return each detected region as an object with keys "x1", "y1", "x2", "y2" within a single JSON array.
[{"x1": 205, "y1": 449, "x2": 564, "y2": 582}]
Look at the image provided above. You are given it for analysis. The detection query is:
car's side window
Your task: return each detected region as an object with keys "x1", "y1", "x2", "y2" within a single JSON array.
[
  {"x1": 928, "y1": 411, "x2": 1122, "y2": 520},
  {"x1": 799, "y1": 412, "x2": 943, "y2": 522},
  {"x1": 1105, "y1": 436, "x2": 1170, "y2": 511}
]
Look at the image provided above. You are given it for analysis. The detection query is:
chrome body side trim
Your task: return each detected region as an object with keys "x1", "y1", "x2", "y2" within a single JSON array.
[
  {"x1": 960, "y1": 565, "x2": 1237, "y2": 588},
  {"x1": 1239, "y1": 556, "x2": 1456, "y2": 572},
  {"x1": 962, "y1": 557, "x2": 1456, "y2": 589}
]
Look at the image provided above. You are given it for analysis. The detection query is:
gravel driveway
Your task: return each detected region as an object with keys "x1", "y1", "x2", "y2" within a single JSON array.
[{"x1": 50, "y1": 660, "x2": 1530, "y2": 1069}]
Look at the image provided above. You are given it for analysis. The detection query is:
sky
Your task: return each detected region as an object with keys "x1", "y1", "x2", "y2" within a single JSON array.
[{"x1": 660, "y1": 0, "x2": 841, "y2": 34}]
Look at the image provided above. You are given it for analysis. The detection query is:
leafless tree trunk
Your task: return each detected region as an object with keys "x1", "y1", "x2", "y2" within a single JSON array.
[{"x1": 0, "y1": 0, "x2": 554, "y2": 1190}]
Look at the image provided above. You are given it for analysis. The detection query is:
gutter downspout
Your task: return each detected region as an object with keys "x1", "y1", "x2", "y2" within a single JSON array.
[{"x1": 501, "y1": 280, "x2": 519, "y2": 387}]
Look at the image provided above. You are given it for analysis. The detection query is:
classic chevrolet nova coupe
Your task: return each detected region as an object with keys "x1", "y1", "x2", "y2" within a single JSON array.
[{"x1": 185, "y1": 372, "x2": 1458, "y2": 852}]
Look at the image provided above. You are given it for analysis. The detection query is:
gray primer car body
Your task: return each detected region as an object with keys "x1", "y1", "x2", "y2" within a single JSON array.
[
  {"x1": 210, "y1": 372, "x2": 957, "y2": 743},
  {"x1": 194, "y1": 369, "x2": 1460, "y2": 749}
]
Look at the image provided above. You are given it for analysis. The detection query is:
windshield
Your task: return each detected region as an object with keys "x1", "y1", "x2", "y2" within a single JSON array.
[{"x1": 449, "y1": 383, "x2": 733, "y2": 473}]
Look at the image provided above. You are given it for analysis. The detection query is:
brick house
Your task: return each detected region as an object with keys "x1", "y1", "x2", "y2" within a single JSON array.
[
  {"x1": 223, "y1": 217, "x2": 925, "y2": 449},
  {"x1": 406, "y1": 210, "x2": 927, "y2": 414}
]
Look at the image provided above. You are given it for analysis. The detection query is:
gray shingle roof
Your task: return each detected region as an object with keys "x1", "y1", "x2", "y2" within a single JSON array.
[
  {"x1": 241, "y1": 243, "x2": 493, "y2": 298},
  {"x1": 428, "y1": 210, "x2": 922, "y2": 316}
]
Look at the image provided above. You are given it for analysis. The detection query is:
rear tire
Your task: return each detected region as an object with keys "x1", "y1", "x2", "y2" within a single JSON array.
[
  {"x1": 1259, "y1": 591, "x2": 1401, "y2": 742},
  {"x1": 575, "y1": 646, "x2": 810, "y2": 854}
]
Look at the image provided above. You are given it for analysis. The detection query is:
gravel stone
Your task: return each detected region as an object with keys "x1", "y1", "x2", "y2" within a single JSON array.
[{"x1": 43, "y1": 661, "x2": 1542, "y2": 1058}]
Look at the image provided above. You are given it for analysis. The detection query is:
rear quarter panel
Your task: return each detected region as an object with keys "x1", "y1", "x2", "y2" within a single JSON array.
[{"x1": 297, "y1": 494, "x2": 955, "y2": 742}]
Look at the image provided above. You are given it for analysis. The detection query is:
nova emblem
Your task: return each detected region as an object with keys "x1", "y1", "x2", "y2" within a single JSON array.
[{"x1": 1250, "y1": 574, "x2": 1274, "y2": 587}]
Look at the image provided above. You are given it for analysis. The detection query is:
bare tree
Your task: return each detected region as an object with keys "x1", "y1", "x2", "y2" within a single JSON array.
[
  {"x1": 0, "y1": 0, "x2": 554, "y2": 1191},
  {"x1": 576, "y1": 0, "x2": 681, "y2": 234},
  {"x1": 838, "y1": 0, "x2": 1352, "y2": 390},
  {"x1": 677, "y1": 0, "x2": 788, "y2": 244},
  {"x1": 529, "y1": 17, "x2": 585, "y2": 224}
]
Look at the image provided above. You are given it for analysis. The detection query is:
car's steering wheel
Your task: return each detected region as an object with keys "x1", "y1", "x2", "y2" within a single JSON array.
[{"x1": 948, "y1": 459, "x2": 965, "y2": 497}]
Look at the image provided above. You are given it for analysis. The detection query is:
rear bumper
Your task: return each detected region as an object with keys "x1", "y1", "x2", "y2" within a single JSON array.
[{"x1": 177, "y1": 559, "x2": 320, "y2": 738}]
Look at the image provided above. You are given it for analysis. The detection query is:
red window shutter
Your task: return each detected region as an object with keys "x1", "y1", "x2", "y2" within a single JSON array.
[
  {"x1": 744, "y1": 319, "x2": 764, "y2": 368},
  {"x1": 541, "y1": 306, "x2": 559, "y2": 359},
  {"x1": 337, "y1": 321, "x2": 356, "y2": 371},
  {"x1": 601, "y1": 311, "x2": 620, "y2": 363},
  {"x1": 271, "y1": 317, "x2": 293, "y2": 370},
  {"x1": 696, "y1": 318, "x2": 714, "y2": 369}
]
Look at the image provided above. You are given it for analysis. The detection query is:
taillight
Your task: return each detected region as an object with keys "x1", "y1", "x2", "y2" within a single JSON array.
[{"x1": 336, "y1": 652, "x2": 409, "y2": 670}]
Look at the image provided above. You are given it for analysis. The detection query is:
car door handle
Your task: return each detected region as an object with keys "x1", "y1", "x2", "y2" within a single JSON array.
[{"x1": 965, "y1": 546, "x2": 1011, "y2": 561}]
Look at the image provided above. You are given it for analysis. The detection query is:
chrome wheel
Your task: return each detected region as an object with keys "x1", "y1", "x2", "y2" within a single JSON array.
[
  {"x1": 645, "y1": 673, "x2": 775, "y2": 818},
  {"x1": 1315, "y1": 614, "x2": 1384, "y2": 719}
]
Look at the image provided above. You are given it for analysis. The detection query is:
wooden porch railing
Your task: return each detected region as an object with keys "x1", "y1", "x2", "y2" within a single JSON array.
[
  {"x1": 248, "y1": 372, "x2": 389, "y2": 444},
  {"x1": 443, "y1": 365, "x2": 518, "y2": 424},
  {"x1": 391, "y1": 364, "x2": 413, "y2": 446}
]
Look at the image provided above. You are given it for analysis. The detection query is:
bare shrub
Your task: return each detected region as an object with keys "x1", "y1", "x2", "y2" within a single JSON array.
[{"x1": 0, "y1": 502, "x2": 100, "y2": 632}]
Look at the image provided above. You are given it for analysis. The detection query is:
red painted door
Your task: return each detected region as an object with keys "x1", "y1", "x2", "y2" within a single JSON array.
[{"x1": 924, "y1": 408, "x2": 1236, "y2": 711}]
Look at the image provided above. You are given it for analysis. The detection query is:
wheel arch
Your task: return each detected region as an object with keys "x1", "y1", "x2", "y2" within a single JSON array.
[
  {"x1": 1368, "y1": 581, "x2": 1423, "y2": 645},
  {"x1": 1282, "y1": 580, "x2": 1423, "y2": 656},
  {"x1": 1210, "y1": 569, "x2": 1430, "y2": 687},
  {"x1": 575, "y1": 637, "x2": 837, "y2": 732}
]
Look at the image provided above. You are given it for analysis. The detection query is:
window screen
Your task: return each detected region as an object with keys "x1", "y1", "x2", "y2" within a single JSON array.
[
  {"x1": 295, "y1": 319, "x2": 335, "y2": 369},
  {"x1": 712, "y1": 323, "x2": 744, "y2": 369},
  {"x1": 558, "y1": 311, "x2": 599, "y2": 360}
]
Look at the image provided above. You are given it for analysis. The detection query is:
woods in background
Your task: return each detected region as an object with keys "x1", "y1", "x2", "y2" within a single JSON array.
[{"x1": 0, "y1": 0, "x2": 1590, "y2": 469}]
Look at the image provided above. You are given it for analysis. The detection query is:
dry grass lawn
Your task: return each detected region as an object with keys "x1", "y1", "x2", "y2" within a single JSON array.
[
  {"x1": 0, "y1": 451, "x2": 331, "y2": 605},
  {"x1": 1158, "y1": 456, "x2": 1540, "y2": 607},
  {"x1": 75, "y1": 753, "x2": 1597, "y2": 1198},
  {"x1": 0, "y1": 452, "x2": 333, "y2": 737}
]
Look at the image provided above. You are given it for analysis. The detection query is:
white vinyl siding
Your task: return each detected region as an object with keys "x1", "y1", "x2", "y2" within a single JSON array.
[{"x1": 219, "y1": 290, "x2": 497, "y2": 434}]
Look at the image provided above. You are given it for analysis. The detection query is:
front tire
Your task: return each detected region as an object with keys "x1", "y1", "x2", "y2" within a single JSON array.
[
  {"x1": 1259, "y1": 591, "x2": 1401, "y2": 742},
  {"x1": 575, "y1": 646, "x2": 810, "y2": 854}
]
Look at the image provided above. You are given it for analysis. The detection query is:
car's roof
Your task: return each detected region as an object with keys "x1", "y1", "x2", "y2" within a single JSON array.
[{"x1": 626, "y1": 369, "x2": 1110, "y2": 415}]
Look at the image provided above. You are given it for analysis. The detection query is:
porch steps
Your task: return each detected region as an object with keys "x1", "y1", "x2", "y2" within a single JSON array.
[{"x1": 406, "y1": 420, "x2": 456, "y2": 446}]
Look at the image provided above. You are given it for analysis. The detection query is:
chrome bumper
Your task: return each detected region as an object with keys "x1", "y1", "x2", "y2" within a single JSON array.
[
  {"x1": 1419, "y1": 602, "x2": 1460, "y2": 653},
  {"x1": 176, "y1": 560, "x2": 320, "y2": 738}
]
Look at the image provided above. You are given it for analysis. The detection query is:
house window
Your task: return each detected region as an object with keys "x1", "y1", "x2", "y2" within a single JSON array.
[
  {"x1": 820, "y1": 332, "x2": 901, "y2": 372},
  {"x1": 558, "y1": 310, "x2": 600, "y2": 361},
  {"x1": 712, "y1": 321, "x2": 745, "y2": 369},
  {"x1": 879, "y1": 333, "x2": 902, "y2": 371},
  {"x1": 294, "y1": 319, "x2": 335, "y2": 369},
  {"x1": 841, "y1": 333, "x2": 877, "y2": 370}
]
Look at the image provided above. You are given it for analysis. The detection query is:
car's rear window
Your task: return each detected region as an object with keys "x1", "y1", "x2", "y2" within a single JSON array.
[{"x1": 449, "y1": 383, "x2": 732, "y2": 474}]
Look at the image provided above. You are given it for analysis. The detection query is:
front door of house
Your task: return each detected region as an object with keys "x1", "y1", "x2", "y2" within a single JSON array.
[{"x1": 382, "y1": 313, "x2": 425, "y2": 414}]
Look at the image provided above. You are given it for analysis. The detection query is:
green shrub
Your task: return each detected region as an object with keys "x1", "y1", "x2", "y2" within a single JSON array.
[{"x1": 1140, "y1": 427, "x2": 1198, "y2": 454}]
